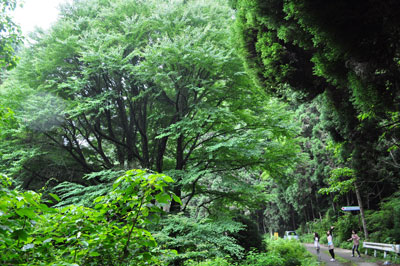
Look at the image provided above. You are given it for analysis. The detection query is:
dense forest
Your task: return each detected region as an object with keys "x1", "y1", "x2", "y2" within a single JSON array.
[{"x1": 1, "y1": 0, "x2": 399, "y2": 265}]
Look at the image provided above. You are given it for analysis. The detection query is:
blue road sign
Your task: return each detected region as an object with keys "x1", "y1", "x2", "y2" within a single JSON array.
[{"x1": 341, "y1": 206, "x2": 360, "y2": 211}]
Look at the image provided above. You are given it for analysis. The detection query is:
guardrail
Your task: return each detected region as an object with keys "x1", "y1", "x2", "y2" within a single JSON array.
[{"x1": 363, "y1": 241, "x2": 400, "y2": 259}]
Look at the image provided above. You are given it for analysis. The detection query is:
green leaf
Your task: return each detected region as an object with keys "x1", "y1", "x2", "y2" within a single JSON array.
[
  {"x1": 172, "y1": 194, "x2": 182, "y2": 205},
  {"x1": 155, "y1": 192, "x2": 171, "y2": 204},
  {"x1": 15, "y1": 208, "x2": 36, "y2": 219},
  {"x1": 13, "y1": 229, "x2": 28, "y2": 241},
  {"x1": 49, "y1": 193, "x2": 61, "y2": 202},
  {"x1": 162, "y1": 175, "x2": 174, "y2": 183}
]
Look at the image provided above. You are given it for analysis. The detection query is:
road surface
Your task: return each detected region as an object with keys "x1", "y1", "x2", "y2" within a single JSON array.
[{"x1": 304, "y1": 243, "x2": 400, "y2": 266}]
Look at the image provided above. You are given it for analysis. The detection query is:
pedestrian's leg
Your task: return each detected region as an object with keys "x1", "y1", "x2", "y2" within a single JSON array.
[
  {"x1": 329, "y1": 249, "x2": 335, "y2": 259},
  {"x1": 352, "y1": 245, "x2": 355, "y2": 256},
  {"x1": 356, "y1": 245, "x2": 361, "y2": 257}
]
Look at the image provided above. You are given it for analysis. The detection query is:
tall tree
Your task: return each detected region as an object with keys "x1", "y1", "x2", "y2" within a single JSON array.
[
  {"x1": 0, "y1": 0, "x2": 300, "y2": 216},
  {"x1": 233, "y1": 0, "x2": 400, "y2": 223}
]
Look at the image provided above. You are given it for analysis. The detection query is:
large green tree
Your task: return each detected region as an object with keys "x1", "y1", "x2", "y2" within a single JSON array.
[
  {"x1": 233, "y1": 0, "x2": 400, "y2": 232},
  {"x1": 0, "y1": 0, "x2": 300, "y2": 218}
]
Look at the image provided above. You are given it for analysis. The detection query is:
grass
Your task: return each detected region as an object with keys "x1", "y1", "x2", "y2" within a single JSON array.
[{"x1": 362, "y1": 253, "x2": 400, "y2": 265}]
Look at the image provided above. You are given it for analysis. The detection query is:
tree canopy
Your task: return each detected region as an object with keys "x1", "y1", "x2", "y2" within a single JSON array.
[
  {"x1": 233, "y1": 0, "x2": 400, "y2": 236},
  {"x1": 0, "y1": 0, "x2": 300, "y2": 229},
  {"x1": 0, "y1": 0, "x2": 21, "y2": 70},
  {"x1": 1, "y1": 0, "x2": 400, "y2": 264}
]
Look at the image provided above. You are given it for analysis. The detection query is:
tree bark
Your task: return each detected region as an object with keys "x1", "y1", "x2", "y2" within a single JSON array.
[{"x1": 354, "y1": 181, "x2": 369, "y2": 239}]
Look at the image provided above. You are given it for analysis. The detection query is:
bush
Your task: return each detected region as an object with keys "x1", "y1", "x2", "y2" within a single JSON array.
[
  {"x1": 335, "y1": 213, "x2": 360, "y2": 243},
  {"x1": 366, "y1": 192, "x2": 400, "y2": 243},
  {"x1": 232, "y1": 214, "x2": 264, "y2": 252},
  {"x1": 238, "y1": 238, "x2": 319, "y2": 266},
  {"x1": 0, "y1": 170, "x2": 180, "y2": 265},
  {"x1": 154, "y1": 213, "x2": 245, "y2": 264},
  {"x1": 239, "y1": 250, "x2": 284, "y2": 266},
  {"x1": 267, "y1": 238, "x2": 305, "y2": 266},
  {"x1": 185, "y1": 257, "x2": 233, "y2": 266},
  {"x1": 305, "y1": 211, "x2": 335, "y2": 245},
  {"x1": 299, "y1": 233, "x2": 314, "y2": 243}
]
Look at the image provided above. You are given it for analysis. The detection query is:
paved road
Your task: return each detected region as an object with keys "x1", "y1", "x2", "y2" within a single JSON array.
[{"x1": 304, "y1": 243, "x2": 399, "y2": 266}]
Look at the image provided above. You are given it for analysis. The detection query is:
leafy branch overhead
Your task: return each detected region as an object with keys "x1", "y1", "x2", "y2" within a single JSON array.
[
  {"x1": 0, "y1": 0, "x2": 21, "y2": 70},
  {"x1": 318, "y1": 167, "x2": 356, "y2": 200}
]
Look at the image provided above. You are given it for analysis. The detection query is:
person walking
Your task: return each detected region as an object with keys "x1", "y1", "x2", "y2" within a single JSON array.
[
  {"x1": 314, "y1": 232, "x2": 320, "y2": 260},
  {"x1": 327, "y1": 229, "x2": 335, "y2": 261},
  {"x1": 348, "y1": 230, "x2": 361, "y2": 257}
]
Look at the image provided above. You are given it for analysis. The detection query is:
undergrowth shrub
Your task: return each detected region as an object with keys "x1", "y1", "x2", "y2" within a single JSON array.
[
  {"x1": 334, "y1": 213, "x2": 360, "y2": 243},
  {"x1": 185, "y1": 257, "x2": 232, "y2": 266},
  {"x1": 184, "y1": 237, "x2": 319, "y2": 266},
  {"x1": 366, "y1": 191, "x2": 400, "y2": 243},
  {"x1": 0, "y1": 170, "x2": 180, "y2": 265},
  {"x1": 53, "y1": 169, "x2": 125, "y2": 207},
  {"x1": 155, "y1": 213, "x2": 245, "y2": 264},
  {"x1": 239, "y1": 249, "x2": 284, "y2": 266},
  {"x1": 239, "y1": 238, "x2": 318, "y2": 266},
  {"x1": 305, "y1": 211, "x2": 335, "y2": 243},
  {"x1": 231, "y1": 214, "x2": 263, "y2": 252}
]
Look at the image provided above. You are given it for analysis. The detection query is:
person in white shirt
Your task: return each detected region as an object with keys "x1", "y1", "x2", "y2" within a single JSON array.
[
  {"x1": 327, "y1": 228, "x2": 335, "y2": 262},
  {"x1": 314, "y1": 232, "x2": 320, "y2": 260}
]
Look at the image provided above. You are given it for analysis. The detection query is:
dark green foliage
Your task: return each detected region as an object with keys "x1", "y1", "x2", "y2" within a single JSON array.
[
  {"x1": 240, "y1": 238, "x2": 318, "y2": 266},
  {"x1": 0, "y1": 0, "x2": 21, "y2": 70},
  {"x1": 52, "y1": 169, "x2": 125, "y2": 207},
  {"x1": 307, "y1": 191, "x2": 400, "y2": 247},
  {"x1": 183, "y1": 238, "x2": 319, "y2": 266},
  {"x1": 259, "y1": 97, "x2": 338, "y2": 232},
  {"x1": 366, "y1": 192, "x2": 400, "y2": 243},
  {"x1": 234, "y1": 0, "x2": 400, "y2": 113},
  {"x1": 0, "y1": 170, "x2": 180, "y2": 265},
  {"x1": 155, "y1": 213, "x2": 245, "y2": 263},
  {"x1": 234, "y1": 0, "x2": 400, "y2": 238},
  {"x1": 3, "y1": 0, "x2": 400, "y2": 263},
  {"x1": 334, "y1": 214, "x2": 360, "y2": 243},
  {"x1": 0, "y1": 0, "x2": 301, "y2": 220},
  {"x1": 232, "y1": 214, "x2": 263, "y2": 252}
]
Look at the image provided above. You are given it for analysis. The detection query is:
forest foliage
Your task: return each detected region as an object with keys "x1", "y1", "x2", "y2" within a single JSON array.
[
  {"x1": 0, "y1": 170, "x2": 180, "y2": 265},
  {"x1": 1, "y1": 0, "x2": 400, "y2": 265}
]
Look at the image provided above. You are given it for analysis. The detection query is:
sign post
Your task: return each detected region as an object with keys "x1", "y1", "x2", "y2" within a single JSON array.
[{"x1": 341, "y1": 206, "x2": 360, "y2": 211}]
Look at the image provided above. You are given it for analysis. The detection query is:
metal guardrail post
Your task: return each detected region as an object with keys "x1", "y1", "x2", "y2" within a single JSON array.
[{"x1": 363, "y1": 241, "x2": 399, "y2": 259}]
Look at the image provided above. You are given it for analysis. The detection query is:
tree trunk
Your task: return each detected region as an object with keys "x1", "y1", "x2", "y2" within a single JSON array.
[
  {"x1": 330, "y1": 194, "x2": 336, "y2": 212},
  {"x1": 354, "y1": 181, "x2": 369, "y2": 239},
  {"x1": 170, "y1": 134, "x2": 184, "y2": 213},
  {"x1": 310, "y1": 199, "x2": 316, "y2": 221},
  {"x1": 291, "y1": 208, "x2": 296, "y2": 230}
]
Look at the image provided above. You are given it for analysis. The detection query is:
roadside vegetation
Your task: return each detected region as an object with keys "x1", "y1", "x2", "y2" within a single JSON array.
[{"x1": 1, "y1": 0, "x2": 400, "y2": 265}]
